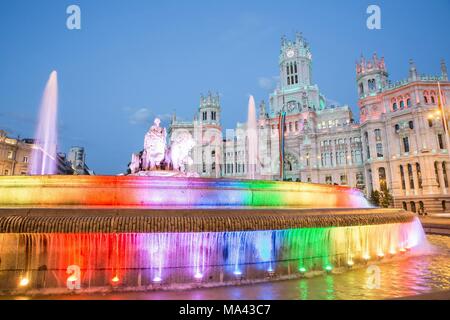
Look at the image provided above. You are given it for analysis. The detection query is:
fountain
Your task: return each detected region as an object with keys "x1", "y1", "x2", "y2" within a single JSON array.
[
  {"x1": 29, "y1": 71, "x2": 58, "y2": 175},
  {"x1": 247, "y1": 95, "x2": 258, "y2": 180},
  {"x1": 0, "y1": 87, "x2": 429, "y2": 295}
]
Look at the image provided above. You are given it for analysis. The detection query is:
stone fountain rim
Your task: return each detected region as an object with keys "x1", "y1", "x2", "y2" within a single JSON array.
[{"x1": 0, "y1": 208, "x2": 416, "y2": 233}]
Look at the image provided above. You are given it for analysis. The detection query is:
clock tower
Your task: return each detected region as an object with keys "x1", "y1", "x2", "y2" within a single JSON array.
[
  {"x1": 269, "y1": 32, "x2": 323, "y2": 115},
  {"x1": 280, "y1": 32, "x2": 313, "y2": 89}
]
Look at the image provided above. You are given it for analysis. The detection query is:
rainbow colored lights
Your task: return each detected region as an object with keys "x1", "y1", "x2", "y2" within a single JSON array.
[
  {"x1": 0, "y1": 175, "x2": 370, "y2": 208},
  {"x1": 0, "y1": 218, "x2": 426, "y2": 292}
]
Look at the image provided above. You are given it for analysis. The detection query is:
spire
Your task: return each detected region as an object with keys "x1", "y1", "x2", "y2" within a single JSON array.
[
  {"x1": 281, "y1": 35, "x2": 287, "y2": 48},
  {"x1": 441, "y1": 59, "x2": 448, "y2": 81},
  {"x1": 259, "y1": 100, "x2": 267, "y2": 118},
  {"x1": 409, "y1": 59, "x2": 418, "y2": 81}
]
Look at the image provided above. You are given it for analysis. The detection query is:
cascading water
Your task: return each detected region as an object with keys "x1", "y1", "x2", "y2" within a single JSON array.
[
  {"x1": 0, "y1": 218, "x2": 426, "y2": 293},
  {"x1": 247, "y1": 95, "x2": 258, "y2": 180},
  {"x1": 29, "y1": 71, "x2": 58, "y2": 175}
]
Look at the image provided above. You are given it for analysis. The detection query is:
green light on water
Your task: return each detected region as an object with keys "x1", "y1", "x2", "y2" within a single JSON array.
[{"x1": 299, "y1": 267, "x2": 306, "y2": 273}]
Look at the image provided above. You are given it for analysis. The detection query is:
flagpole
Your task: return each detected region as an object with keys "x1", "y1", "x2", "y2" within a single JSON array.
[{"x1": 437, "y1": 82, "x2": 450, "y2": 161}]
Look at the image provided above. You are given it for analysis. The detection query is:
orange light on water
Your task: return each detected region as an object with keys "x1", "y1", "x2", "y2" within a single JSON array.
[{"x1": 19, "y1": 277, "x2": 29, "y2": 287}]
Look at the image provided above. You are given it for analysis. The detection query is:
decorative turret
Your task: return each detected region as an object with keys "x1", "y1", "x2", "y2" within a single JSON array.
[
  {"x1": 259, "y1": 100, "x2": 268, "y2": 118},
  {"x1": 409, "y1": 59, "x2": 418, "y2": 81},
  {"x1": 199, "y1": 91, "x2": 221, "y2": 125},
  {"x1": 356, "y1": 53, "x2": 388, "y2": 98},
  {"x1": 441, "y1": 59, "x2": 448, "y2": 81}
]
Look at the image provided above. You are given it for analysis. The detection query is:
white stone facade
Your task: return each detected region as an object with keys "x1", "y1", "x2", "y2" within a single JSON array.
[{"x1": 169, "y1": 33, "x2": 450, "y2": 213}]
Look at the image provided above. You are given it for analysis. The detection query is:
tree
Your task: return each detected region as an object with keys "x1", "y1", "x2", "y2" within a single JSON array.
[
  {"x1": 379, "y1": 182, "x2": 394, "y2": 208},
  {"x1": 369, "y1": 190, "x2": 380, "y2": 207},
  {"x1": 369, "y1": 182, "x2": 394, "y2": 208}
]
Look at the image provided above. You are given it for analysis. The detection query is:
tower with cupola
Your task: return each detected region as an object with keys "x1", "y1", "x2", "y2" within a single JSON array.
[
  {"x1": 198, "y1": 91, "x2": 221, "y2": 125},
  {"x1": 270, "y1": 32, "x2": 322, "y2": 115},
  {"x1": 356, "y1": 54, "x2": 389, "y2": 123},
  {"x1": 280, "y1": 32, "x2": 313, "y2": 89}
]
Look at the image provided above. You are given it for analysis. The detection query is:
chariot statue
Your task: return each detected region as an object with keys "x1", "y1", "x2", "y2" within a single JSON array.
[{"x1": 128, "y1": 117, "x2": 197, "y2": 177}]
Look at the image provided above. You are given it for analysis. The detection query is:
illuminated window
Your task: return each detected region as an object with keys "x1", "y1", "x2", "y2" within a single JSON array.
[{"x1": 376, "y1": 143, "x2": 383, "y2": 158}]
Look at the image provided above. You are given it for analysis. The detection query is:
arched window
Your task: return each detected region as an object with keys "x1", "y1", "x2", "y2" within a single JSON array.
[
  {"x1": 378, "y1": 167, "x2": 387, "y2": 188},
  {"x1": 359, "y1": 83, "x2": 364, "y2": 96},
  {"x1": 402, "y1": 202, "x2": 407, "y2": 210},
  {"x1": 400, "y1": 165, "x2": 406, "y2": 190},
  {"x1": 392, "y1": 102, "x2": 398, "y2": 111},
  {"x1": 407, "y1": 164, "x2": 415, "y2": 189},
  {"x1": 416, "y1": 163, "x2": 423, "y2": 189},
  {"x1": 368, "y1": 79, "x2": 376, "y2": 92},
  {"x1": 400, "y1": 100, "x2": 405, "y2": 109},
  {"x1": 430, "y1": 91, "x2": 436, "y2": 104},
  {"x1": 443, "y1": 162, "x2": 449, "y2": 188},
  {"x1": 419, "y1": 201, "x2": 425, "y2": 215},
  {"x1": 410, "y1": 201, "x2": 417, "y2": 213},
  {"x1": 434, "y1": 161, "x2": 440, "y2": 187},
  {"x1": 443, "y1": 201, "x2": 447, "y2": 212},
  {"x1": 407, "y1": 98, "x2": 411, "y2": 108},
  {"x1": 424, "y1": 91, "x2": 429, "y2": 104}
]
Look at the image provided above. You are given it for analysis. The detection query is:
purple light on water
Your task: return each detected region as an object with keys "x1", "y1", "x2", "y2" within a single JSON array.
[
  {"x1": 194, "y1": 272, "x2": 203, "y2": 280},
  {"x1": 30, "y1": 71, "x2": 58, "y2": 175}
]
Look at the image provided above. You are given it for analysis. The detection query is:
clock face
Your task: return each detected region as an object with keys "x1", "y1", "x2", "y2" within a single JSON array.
[{"x1": 286, "y1": 49, "x2": 295, "y2": 58}]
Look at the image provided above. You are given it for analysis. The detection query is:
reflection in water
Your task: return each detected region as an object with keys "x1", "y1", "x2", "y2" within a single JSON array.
[{"x1": 4, "y1": 235, "x2": 450, "y2": 300}]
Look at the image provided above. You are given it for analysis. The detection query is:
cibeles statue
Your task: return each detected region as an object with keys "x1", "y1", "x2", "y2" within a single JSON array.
[
  {"x1": 128, "y1": 117, "x2": 198, "y2": 177},
  {"x1": 143, "y1": 118, "x2": 167, "y2": 170}
]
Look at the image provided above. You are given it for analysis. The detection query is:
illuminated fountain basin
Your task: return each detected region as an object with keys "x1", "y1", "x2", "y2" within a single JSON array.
[
  {"x1": 0, "y1": 176, "x2": 428, "y2": 294},
  {"x1": 0, "y1": 175, "x2": 370, "y2": 208}
]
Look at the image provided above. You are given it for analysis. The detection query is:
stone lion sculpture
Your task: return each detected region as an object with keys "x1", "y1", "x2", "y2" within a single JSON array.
[{"x1": 170, "y1": 132, "x2": 196, "y2": 172}]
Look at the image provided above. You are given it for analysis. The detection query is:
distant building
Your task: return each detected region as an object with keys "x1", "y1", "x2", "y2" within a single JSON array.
[
  {"x1": 67, "y1": 147, "x2": 94, "y2": 175},
  {"x1": 0, "y1": 130, "x2": 93, "y2": 176},
  {"x1": 169, "y1": 32, "x2": 450, "y2": 214}
]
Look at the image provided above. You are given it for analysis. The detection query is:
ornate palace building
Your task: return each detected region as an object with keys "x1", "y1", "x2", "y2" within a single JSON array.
[{"x1": 169, "y1": 33, "x2": 450, "y2": 213}]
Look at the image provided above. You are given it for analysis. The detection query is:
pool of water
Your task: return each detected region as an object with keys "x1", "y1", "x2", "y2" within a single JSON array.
[{"x1": 3, "y1": 235, "x2": 450, "y2": 300}]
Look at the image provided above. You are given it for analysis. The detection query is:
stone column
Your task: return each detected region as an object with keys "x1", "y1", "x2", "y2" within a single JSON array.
[{"x1": 421, "y1": 157, "x2": 439, "y2": 195}]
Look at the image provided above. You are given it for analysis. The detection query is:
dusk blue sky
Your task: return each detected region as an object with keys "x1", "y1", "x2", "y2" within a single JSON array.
[{"x1": 0, "y1": 0, "x2": 449, "y2": 174}]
